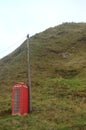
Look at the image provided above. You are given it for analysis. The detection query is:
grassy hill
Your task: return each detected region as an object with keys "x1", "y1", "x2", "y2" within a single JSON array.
[{"x1": 0, "y1": 22, "x2": 86, "y2": 130}]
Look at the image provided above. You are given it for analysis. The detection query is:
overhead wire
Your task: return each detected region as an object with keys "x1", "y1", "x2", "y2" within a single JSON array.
[
  {"x1": 0, "y1": 36, "x2": 27, "y2": 85},
  {"x1": 0, "y1": 36, "x2": 26, "y2": 58}
]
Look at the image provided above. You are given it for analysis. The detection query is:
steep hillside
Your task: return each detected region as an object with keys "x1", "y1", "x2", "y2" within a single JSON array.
[
  {"x1": 0, "y1": 22, "x2": 86, "y2": 130},
  {"x1": 30, "y1": 22, "x2": 86, "y2": 80},
  {"x1": 0, "y1": 41, "x2": 28, "y2": 83},
  {"x1": 0, "y1": 22, "x2": 86, "y2": 83}
]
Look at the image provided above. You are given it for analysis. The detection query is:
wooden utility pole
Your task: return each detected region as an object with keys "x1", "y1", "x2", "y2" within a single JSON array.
[{"x1": 27, "y1": 34, "x2": 32, "y2": 112}]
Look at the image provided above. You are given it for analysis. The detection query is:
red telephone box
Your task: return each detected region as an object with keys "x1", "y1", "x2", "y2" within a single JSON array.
[{"x1": 12, "y1": 82, "x2": 29, "y2": 115}]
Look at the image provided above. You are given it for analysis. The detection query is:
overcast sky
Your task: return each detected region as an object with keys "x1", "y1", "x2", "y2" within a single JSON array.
[{"x1": 0, "y1": 0, "x2": 86, "y2": 58}]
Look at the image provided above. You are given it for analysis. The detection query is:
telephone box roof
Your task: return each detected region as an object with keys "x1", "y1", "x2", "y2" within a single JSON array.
[{"x1": 13, "y1": 82, "x2": 28, "y2": 88}]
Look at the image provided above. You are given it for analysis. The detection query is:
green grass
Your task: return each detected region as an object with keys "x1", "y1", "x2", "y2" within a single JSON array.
[{"x1": 0, "y1": 77, "x2": 86, "y2": 130}]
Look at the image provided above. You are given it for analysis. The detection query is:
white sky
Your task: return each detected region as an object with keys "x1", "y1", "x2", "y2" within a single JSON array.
[{"x1": 0, "y1": 0, "x2": 86, "y2": 58}]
